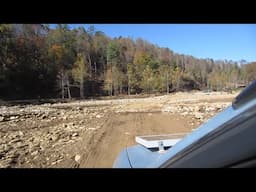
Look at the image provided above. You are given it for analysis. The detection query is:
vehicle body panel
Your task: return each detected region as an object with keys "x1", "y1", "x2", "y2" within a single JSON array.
[{"x1": 113, "y1": 80, "x2": 256, "y2": 168}]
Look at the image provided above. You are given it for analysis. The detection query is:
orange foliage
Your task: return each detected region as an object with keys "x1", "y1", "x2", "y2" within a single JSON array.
[{"x1": 49, "y1": 44, "x2": 63, "y2": 59}]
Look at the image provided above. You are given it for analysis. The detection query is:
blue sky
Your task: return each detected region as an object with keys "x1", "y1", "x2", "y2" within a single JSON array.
[{"x1": 52, "y1": 24, "x2": 256, "y2": 62}]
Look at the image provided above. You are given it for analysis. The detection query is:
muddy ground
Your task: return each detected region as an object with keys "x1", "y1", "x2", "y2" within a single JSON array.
[{"x1": 0, "y1": 91, "x2": 238, "y2": 168}]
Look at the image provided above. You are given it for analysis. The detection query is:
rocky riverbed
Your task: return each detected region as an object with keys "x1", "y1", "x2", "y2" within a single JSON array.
[{"x1": 0, "y1": 91, "x2": 237, "y2": 168}]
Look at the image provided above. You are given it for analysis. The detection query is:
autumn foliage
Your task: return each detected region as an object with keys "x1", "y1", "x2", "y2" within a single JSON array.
[{"x1": 0, "y1": 24, "x2": 253, "y2": 100}]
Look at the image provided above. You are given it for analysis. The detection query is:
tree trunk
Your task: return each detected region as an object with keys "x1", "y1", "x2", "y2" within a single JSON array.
[
  {"x1": 94, "y1": 62, "x2": 97, "y2": 78},
  {"x1": 166, "y1": 72, "x2": 169, "y2": 94},
  {"x1": 80, "y1": 77, "x2": 84, "y2": 99},
  {"x1": 110, "y1": 64, "x2": 113, "y2": 96},
  {"x1": 128, "y1": 76, "x2": 130, "y2": 95},
  {"x1": 147, "y1": 80, "x2": 150, "y2": 94},
  {"x1": 61, "y1": 70, "x2": 64, "y2": 99},
  {"x1": 87, "y1": 53, "x2": 92, "y2": 78},
  {"x1": 119, "y1": 83, "x2": 122, "y2": 95},
  {"x1": 66, "y1": 75, "x2": 71, "y2": 99},
  {"x1": 86, "y1": 54, "x2": 93, "y2": 95},
  {"x1": 67, "y1": 85, "x2": 71, "y2": 99}
]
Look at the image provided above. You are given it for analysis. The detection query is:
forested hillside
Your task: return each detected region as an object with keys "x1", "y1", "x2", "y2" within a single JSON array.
[{"x1": 0, "y1": 24, "x2": 254, "y2": 99}]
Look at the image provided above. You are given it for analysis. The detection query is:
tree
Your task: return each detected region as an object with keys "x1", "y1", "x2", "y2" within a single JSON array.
[
  {"x1": 0, "y1": 24, "x2": 252, "y2": 99},
  {"x1": 127, "y1": 62, "x2": 137, "y2": 95},
  {"x1": 105, "y1": 40, "x2": 121, "y2": 96},
  {"x1": 104, "y1": 67, "x2": 113, "y2": 96},
  {"x1": 72, "y1": 53, "x2": 88, "y2": 98},
  {"x1": 158, "y1": 64, "x2": 172, "y2": 93},
  {"x1": 171, "y1": 66, "x2": 182, "y2": 91},
  {"x1": 244, "y1": 62, "x2": 256, "y2": 83},
  {"x1": 47, "y1": 24, "x2": 76, "y2": 99}
]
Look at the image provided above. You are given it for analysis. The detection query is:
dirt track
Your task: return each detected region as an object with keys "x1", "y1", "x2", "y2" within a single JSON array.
[
  {"x1": 0, "y1": 91, "x2": 238, "y2": 168},
  {"x1": 75, "y1": 113, "x2": 191, "y2": 168}
]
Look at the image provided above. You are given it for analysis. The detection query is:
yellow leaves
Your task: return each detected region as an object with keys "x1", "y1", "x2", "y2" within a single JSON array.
[
  {"x1": 0, "y1": 24, "x2": 11, "y2": 33},
  {"x1": 72, "y1": 53, "x2": 88, "y2": 82},
  {"x1": 133, "y1": 51, "x2": 149, "y2": 66}
]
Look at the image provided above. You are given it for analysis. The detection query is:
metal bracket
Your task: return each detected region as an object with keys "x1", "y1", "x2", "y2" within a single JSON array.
[{"x1": 158, "y1": 140, "x2": 165, "y2": 153}]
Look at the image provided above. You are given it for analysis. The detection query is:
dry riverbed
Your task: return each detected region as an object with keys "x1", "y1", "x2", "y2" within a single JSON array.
[{"x1": 0, "y1": 91, "x2": 238, "y2": 168}]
